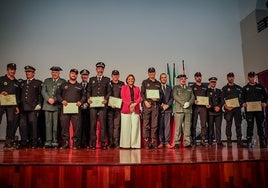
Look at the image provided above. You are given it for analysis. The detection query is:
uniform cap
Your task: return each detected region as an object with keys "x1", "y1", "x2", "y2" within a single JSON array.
[
  {"x1": 24, "y1": 65, "x2": 36, "y2": 72},
  {"x1": 208, "y1": 77, "x2": 217, "y2": 82},
  {"x1": 227, "y1": 72, "x2": 234, "y2": 77},
  {"x1": 112, "y1": 70, "x2": 119, "y2": 75},
  {"x1": 194, "y1": 72, "x2": 202, "y2": 77},
  {"x1": 70, "y1": 69, "x2": 78, "y2": 74},
  {"x1": 248, "y1": 71, "x2": 255, "y2": 77},
  {"x1": 50, "y1": 66, "x2": 62, "y2": 71},
  {"x1": 177, "y1": 74, "x2": 187, "y2": 79},
  {"x1": 148, "y1": 67, "x2": 155, "y2": 73},
  {"x1": 80, "y1": 69, "x2": 90, "y2": 75},
  {"x1": 96, "y1": 62, "x2": 105, "y2": 68},
  {"x1": 7, "y1": 63, "x2": 16, "y2": 70}
]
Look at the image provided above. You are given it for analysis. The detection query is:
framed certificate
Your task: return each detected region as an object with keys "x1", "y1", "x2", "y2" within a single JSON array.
[
  {"x1": 90, "y1": 96, "x2": 105, "y2": 108},
  {"x1": 246, "y1": 101, "x2": 262, "y2": 112},
  {"x1": 0, "y1": 94, "x2": 17, "y2": 106},
  {"x1": 146, "y1": 89, "x2": 160, "y2": 99},
  {"x1": 225, "y1": 98, "x2": 240, "y2": 108},
  {"x1": 108, "y1": 96, "x2": 122, "y2": 109},
  {"x1": 63, "y1": 103, "x2": 78, "y2": 114},
  {"x1": 196, "y1": 96, "x2": 209, "y2": 105}
]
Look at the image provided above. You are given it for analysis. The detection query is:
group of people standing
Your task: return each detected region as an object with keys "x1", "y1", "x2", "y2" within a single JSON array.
[{"x1": 0, "y1": 62, "x2": 267, "y2": 150}]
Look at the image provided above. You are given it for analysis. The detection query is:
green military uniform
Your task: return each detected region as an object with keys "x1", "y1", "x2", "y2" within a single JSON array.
[
  {"x1": 41, "y1": 66, "x2": 66, "y2": 147},
  {"x1": 173, "y1": 74, "x2": 195, "y2": 147}
]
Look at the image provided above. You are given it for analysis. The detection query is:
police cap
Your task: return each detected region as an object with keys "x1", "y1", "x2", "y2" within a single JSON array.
[
  {"x1": 7, "y1": 63, "x2": 16, "y2": 70},
  {"x1": 208, "y1": 77, "x2": 217, "y2": 82},
  {"x1": 96, "y1": 62, "x2": 105, "y2": 68},
  {"x1": 24, "y1": 65, "x2": 36, "y2": 72},
  {"x1": 50, "y1": 66, "x2": 62, "y2": 71},
  {"x1": 80, "y1": 69, "x2": 90, "y2": 75},
  {"x1": 177, "y1": 74, "x2": 187, "y2": 79}
]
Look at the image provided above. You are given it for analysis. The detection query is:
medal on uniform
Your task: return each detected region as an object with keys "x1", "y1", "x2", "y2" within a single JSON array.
[
  {"x1": 227, "y1": 88, "x2": 230, "y2": 91},
  {"x1": 147, "y1": 83, "x2": 150, "y2": 87},
  {"x1": 92, "y1": 80, "x2": 95, "y2": 84},
  {"x1": 4, "y1": 82, "x2": 7, "y2": 86},
  {"x1": 194, "y1": 87, "x2": 197, "y2": 90},
  {"x1": 64, "y1": 85, "x2": 68, "y2": 89},
  {"x1": 246, "y1": 87, "x2": 249, "y2": 91}
]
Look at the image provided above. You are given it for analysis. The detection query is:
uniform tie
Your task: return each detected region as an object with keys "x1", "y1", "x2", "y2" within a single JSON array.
[{"x1": 162, "y1": 85, "x2": 166, "y2": 94}]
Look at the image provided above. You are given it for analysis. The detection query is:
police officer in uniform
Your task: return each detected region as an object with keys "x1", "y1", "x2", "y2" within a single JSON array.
[
  {"x1": 0, "y1": 63, "x2": 20, "y2": 149},
  {"x1": 87, "y1": 62, "x2": 111, "y2": 150},
  {"x1": 80, "y1": 69, "x2": 90, "y2": 148},
  {"x1": 56, "y1": 69, "x2": 85, "y2": 149},
  {"x1": 41, "y1": 66, "x2": 66, "y2": 148},
  {"x1": 107, "y1": 70, "x2": 124, "y2": 148},
  {"x1": 222, "y1": 72, "x2": 244, "y2": 147},
  {"x1": 173, "y1": 74, "x2": 195, "y2": 148},
  {"x1": 206, "y1": 77, "x2": 224, "y2": 146},
  {"x1": 141, "y1": 67, "x2": 162, "y2": 149},
  {"x1": 19, "y1": 66, "x2": 43, "y2": 148},
  {"x1": 242, "y1": 71, "x2": 268, "y2": 148},
  {"x1": 191, "y1": 72, "x2": 208, "y2": 146}
]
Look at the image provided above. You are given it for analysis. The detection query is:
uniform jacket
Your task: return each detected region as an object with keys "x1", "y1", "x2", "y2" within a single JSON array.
[
  {"x1": 120, "y1": 85, "x2": 141, "y2": 114},
  {"x1": 0, "y1": 75, "x2": 20, "y2": 106},
  {"x1": 242, "y1": 83, "x2": 268, "y2": 103},
  {"x1": 20, "y1": 78, "x2": 43, "y2": 111},
  {"x1": 41, "y1": 77, "x2": 66, "y2": 111},
  {"x1": 173, "y1": 85, "x2": 195, "y2": 113},
  {"x1": 207, "y1": 87, "x2": 223, "y2": 115},
  {"x1": 222, "y1": 83, "x2": 242, "y2": 108},
  {"x1": 87, "y1": 76, "x2": 112, "y2": 102},
  {"x1": 141, "y1": 78, "x2": 163, "y2": 106}
]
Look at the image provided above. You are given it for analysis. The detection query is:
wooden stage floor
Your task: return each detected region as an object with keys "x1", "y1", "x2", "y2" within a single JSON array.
[{"x1": 0, "y1": 142, "x2": 268, "y2": 188}]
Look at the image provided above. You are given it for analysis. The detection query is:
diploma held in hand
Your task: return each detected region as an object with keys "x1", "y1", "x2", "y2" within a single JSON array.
[
  {"x1": 246, "y1": 101, "x2": 262, "y2": 112},
  {"x1": 0, "y1": 94, "x2": 17, "y2": 106},
  {"x1": 63, "y1": 103, "x2": 78, "y2": 114},
  {"x1": 146, "y1": 89, "x2": 160, "y2": 99},
  {"x1": 225, "y1": 98, "x2": 240, "y2": 108},
  {"x1": 196, "y1": 96, "x2": 209, "y2": 105},
  {"x1": 90, "y1": 96, "x2": 105, "y2": 108},
  {"x1": 108, "y1": 96, "x2": 122, "y2": 108}
]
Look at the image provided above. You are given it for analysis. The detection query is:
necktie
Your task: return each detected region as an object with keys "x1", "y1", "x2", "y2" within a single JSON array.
[
  {"x1": 97, "y1": 77, "x2": 101, "y2": 83},
  {"x1": 162, "y1": 85, "x2": 166, "y2": 94},
  {"x1": 27, "y1": 79, "x2": 30, "y2": 84}
]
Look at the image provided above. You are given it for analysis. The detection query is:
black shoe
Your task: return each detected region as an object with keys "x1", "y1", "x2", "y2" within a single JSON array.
[
  {"x1": 174, "y1": 144, "x2": 180, "y2": 149},
  {"x1": 91, "y1": 145, "x2": 96, "y2": 150},
  {"x1": 4, "y1": 143, "x2": 13, "y2": 149},
  {"x1": 227, "y1": 142, "x2": 232, "y2": 148},
  {"x1": 102, "y1": 145, "x2": 107, "y2": 150},
  {"x1": 200, "y1": 140, "x2": 206, "y2": 146},
  {"x1": 184, "y1": 144, "x2": 192, "y2": 148},
  {"x1": 260, "y1": 144, "x2": 267, "y2": 148},
  {"x1": 60, "y1": 142, "x2": 69, "y2": 149},
  {"x1": 217, "y1": 142, "x2": 225, "y2": 147}
]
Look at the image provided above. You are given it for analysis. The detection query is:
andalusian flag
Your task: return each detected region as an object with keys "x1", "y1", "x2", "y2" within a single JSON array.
[
  {"x1": 166, "y1": 63, "x2": 172, "y2": 86},
  {"x1": 172, "y1": 63, "x2": 176, "y2": 87}
]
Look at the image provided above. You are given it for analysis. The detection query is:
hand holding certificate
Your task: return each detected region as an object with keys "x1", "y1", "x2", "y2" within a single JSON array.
[
  {"x1": 225, "y1": 98, "x2": 240, "y2": 108},
  {"x1": 146, "y1": 89, "x2": 160, "y2": 100},
  {"x1": 108, "y1": 96, "x2": 122, "y2": 109},
  {"x1": 90, "y1": 96, "x2": 105, "y2": 108},
  {"x1": 246, "y1": 101, "x2": 262, "y2": 112},
  {"x1": 196, "y1": 96, "x2": 209, "y2": 105},
  {"x1": 63, "y1": 102, "x2": 79, "y2": 114},
  {"x1": 0, "y1": 94, "x2": 17, "y2": 106}
]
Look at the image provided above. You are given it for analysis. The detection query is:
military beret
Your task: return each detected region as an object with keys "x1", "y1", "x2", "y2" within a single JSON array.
[
  {"x1": 248, "y1": 71, "x2": 255, "y2": 77},
  {"x1": 96, "y1": 62, "x2": 105, "y2": 68},
  {"x1": 80, "y1": 69, "x2": 90, "y2": 75},
  {"x1": 7, "y1": 63, "x2": 16, "y2": 70},
  {"x1": 177, "y1": 74, "x2": 187, "y2": 79},
  {"x1": 148, "y1": 67, "x2": 155, "y2": 73},
  {"x1": 227, "y1": 72, "x2": 234, "y2": 77},
  {"x1": 70, "y1": 69, "x2": 78, "y2": 74},
  {"x1": 50, "y1": 66, "x2": 62, "y2": 71},
  {"x1": 208, "y1": 77, "x2": 217, "y2": 82},
  {"x1": 112, "y1": 70, "x2": 119, "y2": 75},
  {"x1": 24, "y1": 65, "x2": 36, "y2": 72},
  {"x1": 194, "y1": 72, "x2": 202, "y2": 77}
]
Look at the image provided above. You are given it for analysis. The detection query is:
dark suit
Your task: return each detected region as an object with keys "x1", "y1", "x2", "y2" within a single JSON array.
[
  {"x1": 87, "y1": 76, "x2": 111, "y2": 147},
  {"x1": 80, "y1": 82, "x2": 90, "y2": 148},
  {"x1": 158, "y1": 84, "x2": 173, "y2": 145},
  {"x1": 20, "y1": 78, "x2": 43, "y2": 147}
]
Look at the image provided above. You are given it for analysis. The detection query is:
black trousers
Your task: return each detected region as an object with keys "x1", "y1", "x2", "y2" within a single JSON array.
[
  {"x1": 142, "y1": 104, "x2": 159, "y2": 140},
  {"x1": 0, "y1": 106, "x2": 16, "y2": 144},
  {"x1": 20, "y1": 111, "x2": 39, "y2": 145},
  {"x1": 90, "y1": 107, "x2": 107, "y2": 146},
  {"x1": 246, "y1": 111, "x2": 265, "y2": 139},
  {"x1": 224, "y1": 108, "x2": 242, "y2": 138},
  {"x1": 60, "y1": 113, "x2": 81, "y2": 143},
  {"x1": 107, "y1": 108, "x2": 121, "y2": 145},
  {"x1": 191, "y1": 106, "x2": 207, "y2": 140},
  {"x1": 81, "y1": 109, "x2": 90, "y2": 146}
]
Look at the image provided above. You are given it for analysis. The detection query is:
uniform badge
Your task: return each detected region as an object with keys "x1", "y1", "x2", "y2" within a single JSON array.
[
  {"x1": 227, "y1": 88, "x2": 230, "y2": 91},
  {"x1": 246, "y1": 87, "x2": 249, "y2": 91},
  {"x1": 4, "y1": 82, "x2": 7, "y2": 86},
  {"x1": 210, "y1": 92, "x2": 213, "y2": 95},
  {"x1": 92, "y1": 80, "x2": 95, "y2": 84},
  {"x1": 64, "y1": 85, "x2": 68, "y2": 89},
  {"x1": 194, "y1": 87, "x2": 197, "y2": 90},
  {"x1": 147, "y1": 83, "x2": 150, "y2": 87}
]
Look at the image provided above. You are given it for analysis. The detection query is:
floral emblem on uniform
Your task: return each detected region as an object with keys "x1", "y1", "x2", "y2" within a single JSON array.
[
  {"x1": 4, "y1": 82, "x2": 7, "y2": 86},
  {"x1": 64, "y1": 85, "x2": 68, "y2": 89}
]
